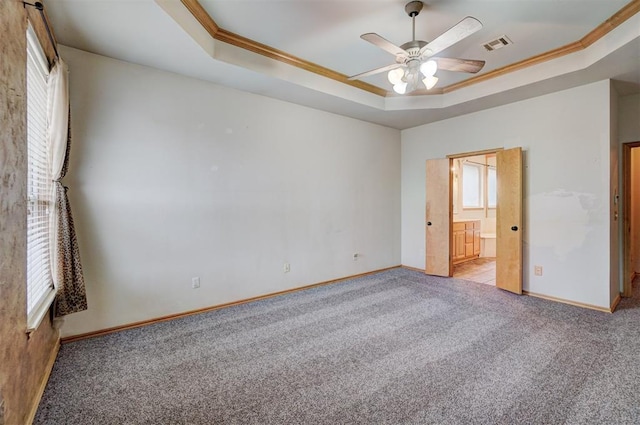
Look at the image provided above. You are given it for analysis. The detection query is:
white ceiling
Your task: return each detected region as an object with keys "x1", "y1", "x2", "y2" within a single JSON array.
[{"x1": 46, "y1": 0, "x2": 640, "y2": 129}]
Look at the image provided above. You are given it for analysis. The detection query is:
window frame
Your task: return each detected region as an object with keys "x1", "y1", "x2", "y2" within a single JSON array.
[{"x1": 26, "y1": 22, "x2": 55, "y2": 333}]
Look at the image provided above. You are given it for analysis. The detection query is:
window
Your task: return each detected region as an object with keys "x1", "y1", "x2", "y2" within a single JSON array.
[
  {"x1": 26, "y1": 24, "x2": 55, "y2": 331},
  {"x1": 459, "y1": 157, "x2": 497, "y2": 211},
  {"x1": 462, "y1": 163, "x2": 483, "y2": 208}
]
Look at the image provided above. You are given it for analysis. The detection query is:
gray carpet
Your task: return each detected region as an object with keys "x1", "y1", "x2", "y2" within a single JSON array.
[{"x1": 35, "y1": 268, "x2": 640, "y2": 424}]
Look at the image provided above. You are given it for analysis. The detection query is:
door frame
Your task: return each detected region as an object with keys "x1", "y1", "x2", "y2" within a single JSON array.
[
  {"x1": 446, "y1": 148, "x2": 504, "y2": 277},
  {"x1": 622, "y1": 141, "x2": 640, "y2": 297}
]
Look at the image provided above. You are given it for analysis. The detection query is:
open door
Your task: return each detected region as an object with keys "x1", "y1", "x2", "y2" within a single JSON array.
[
  {"x1": 496, "y1": 147, "x2": 523, "y2": 294},
  {"x1": 622, "y1": 142, "x2": 640, "y2": 297},
  {"x1": 425, "y1": 158, "x2": 452, "y2": 276}
]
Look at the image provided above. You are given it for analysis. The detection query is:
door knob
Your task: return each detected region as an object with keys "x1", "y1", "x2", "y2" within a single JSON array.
[
  {"x1": 511, "y1": 226, "x2": 518, "y2": 231},
  {"x1": 427, "y1": 221, "x2": 432, "y2": 226}
]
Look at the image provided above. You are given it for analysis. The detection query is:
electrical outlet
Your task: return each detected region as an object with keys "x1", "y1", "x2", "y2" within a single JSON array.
[
  {"x1": 353, "y1": 253, "x2": 359, "y2": 261},
  {"x1": 283, "y1": 262, "x2": 290, "y2": 273},
  {"x1": 534, "y1": 266, "x2": 543, "y2": 276},
  {"x1": 191, "y1": 277, "x2": 200, "y2": 289}
]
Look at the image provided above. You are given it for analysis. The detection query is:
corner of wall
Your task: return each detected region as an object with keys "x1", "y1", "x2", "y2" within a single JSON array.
[{"x1": 609, "y1": 80, "x2": 622, "y2": 302}]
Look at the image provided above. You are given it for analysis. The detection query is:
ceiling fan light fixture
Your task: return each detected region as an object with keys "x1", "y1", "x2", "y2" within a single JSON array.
[
  {"x1": 420, "y1": 59, "x2": 437, "y2": 77},
  {"x1": 423, "y1": 75, "x2": 438, "y2": 90},
  {"x1": 388, "y1": 68, "x2": 405, "y2": 85},
  {"x1": 393, "y1": 82, "x2": 408, "y2": 94},
  {"x1": 349, "y1": 1, "x2": 484, "y2": 96}
]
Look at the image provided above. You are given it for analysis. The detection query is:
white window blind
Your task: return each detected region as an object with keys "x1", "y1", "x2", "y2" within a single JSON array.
[
  {"x1": 26, "y1": 24, "x2": 55, "y2": 330},
  {"x1": 462, "y1": 163, "x2": 482, "y2": 208}
]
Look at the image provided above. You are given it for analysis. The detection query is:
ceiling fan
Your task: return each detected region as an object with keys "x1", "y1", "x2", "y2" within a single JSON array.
[{"x1": 349, "y1": 0, "x2": 485, "y2": 94}]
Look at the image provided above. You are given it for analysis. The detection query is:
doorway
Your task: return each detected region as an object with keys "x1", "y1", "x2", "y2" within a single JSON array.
[
  {"x1": 451, "y1": 153, "x2": 497, "y2": 285},
  {"x1": 623, "y1": 142, "x2": 640, "y2": 297},
  {"x1": 425, "y1": 147, "x2": 523, "y2": 294}
]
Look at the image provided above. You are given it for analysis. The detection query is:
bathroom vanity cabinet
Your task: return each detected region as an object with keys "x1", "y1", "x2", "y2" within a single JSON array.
[{"x1": 452, "y1": 220, "x2": 481, "y2": 264}]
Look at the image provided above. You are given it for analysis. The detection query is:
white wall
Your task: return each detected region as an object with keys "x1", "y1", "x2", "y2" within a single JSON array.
[
  {"x1": 619, "y1": 93, "x2": 640, "y2": 144},
  {"x1": 402, "y1": 80, "x2": 614, "y2": 308},
  {"x1": 60, "y1": 46, "x2": 401, "y2": 337}
]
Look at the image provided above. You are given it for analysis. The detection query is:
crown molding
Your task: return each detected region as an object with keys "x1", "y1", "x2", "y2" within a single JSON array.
[
  {"x1": 444, "y1": 0, "x2": 640, "y2": 93},
  {"x1": 180, "y1": 0, "x2": 387, "y2": 97}
]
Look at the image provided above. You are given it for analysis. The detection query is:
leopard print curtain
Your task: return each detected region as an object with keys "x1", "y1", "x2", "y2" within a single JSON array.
[{"x1": 53, "y1": 110, "x2": 87, "y2": 316}]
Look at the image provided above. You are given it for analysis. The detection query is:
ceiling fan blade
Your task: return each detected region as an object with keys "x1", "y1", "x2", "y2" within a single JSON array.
[
  {"x1": 433, "y1": 57, "x2": 485, "y2": 74},
  {"x1": 420, "y1": 17, "x2": 483, "y2": 57},
  {"x1": 361, "y1": 33, "x2": 408, "y2": 58},
  {"x1": 348, "y1": 63, "x2": 404, "y2": 80}
]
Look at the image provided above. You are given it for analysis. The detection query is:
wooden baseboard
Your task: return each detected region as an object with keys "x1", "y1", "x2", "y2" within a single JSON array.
[
  {"x1": 523, "y1": 290, "x2": 615, "y2": 313},
  {"x1": 61, "y1": 266, "x2": 401, "y2": 344},
  {"x1": 401, "y1": 265, "x2": 425, "y2": 273},
  {"x1": 610, "y1": 294, "x2": 622, "y2": 313},
  {"x1": 623, "y1": 272, "x2": 639, "y2": 298},
  {"x1": 26, "y1": 339, "x2": 60, "y2": 425}
]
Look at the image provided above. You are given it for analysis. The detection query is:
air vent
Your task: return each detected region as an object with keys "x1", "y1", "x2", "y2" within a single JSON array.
[{"x1": 482, "y1": 35, "x2": 512, "y2": 52}]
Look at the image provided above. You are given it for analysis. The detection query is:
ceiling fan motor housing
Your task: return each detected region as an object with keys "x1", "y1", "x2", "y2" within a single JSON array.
[{"x1": 400, "y1": 40, "x2": 429, "y2": 56}]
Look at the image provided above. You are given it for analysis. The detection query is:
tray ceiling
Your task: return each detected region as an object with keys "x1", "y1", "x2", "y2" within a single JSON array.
[{"x1": 46, "y1": 0, "x2": 640, "y2": 129}]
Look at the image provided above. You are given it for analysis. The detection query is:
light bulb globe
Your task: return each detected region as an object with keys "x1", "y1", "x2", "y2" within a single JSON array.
[
  {"x1": 420, "y1": 60, "x2": 438, "y2": 77},
  {"x1": 387, "y1": 68, "x2": 405, "y2": 85},
  {"x1": 423, "y1": 75, "x2": 439, "y2": 90},
  {"x1": 393, "y1": 82, "x2": 407, "y2": 94}
]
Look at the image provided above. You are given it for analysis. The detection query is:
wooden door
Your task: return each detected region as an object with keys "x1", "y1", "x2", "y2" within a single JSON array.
[
  {"x1": 623, "y1": 142, "x2": 640, "y2": 297},
  {"x1": 425, "y1": 158, "x2": 452, "y2": 276},
  {"x1": 496, "y1": 147, "x2": 523, "y2": 294}
]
